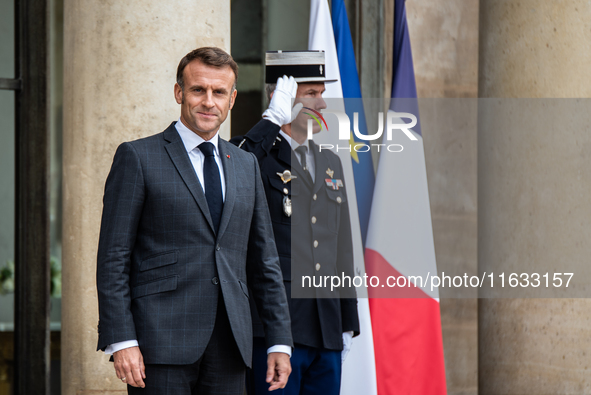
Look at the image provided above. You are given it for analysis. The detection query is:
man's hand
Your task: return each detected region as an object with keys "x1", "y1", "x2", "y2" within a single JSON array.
[
  {"x1": 263, "y1": 75, "x2": 303, "y2": 127},
  {"x1": 342, "y1": 331, "x2": 353, "y2": 363},
  {"x1": 266, "y1": 352, "x2": 291, "y2": 391},
  {"x1": 113, "y1": 346, "x2": 146, "y2": 388}
]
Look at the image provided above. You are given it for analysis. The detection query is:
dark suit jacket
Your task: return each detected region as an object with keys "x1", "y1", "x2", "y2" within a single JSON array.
[
  {"x1": 96, "y1": 122, "x2": 293, "y2": 367},
  {"x1": 231, "y1": 119, "x2": 359, "y2": 351}
]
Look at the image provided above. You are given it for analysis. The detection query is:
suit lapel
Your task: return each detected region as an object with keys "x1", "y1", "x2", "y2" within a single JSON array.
[
  {"x1": 311, "y1": 141, "x2": 329, "y2": 194},
  {"x1": 163, "y1": 124, "x2": 215, "y2": 234},
  {"x1": 216, "y1": 140, "x2": 236, "y2": 239}
]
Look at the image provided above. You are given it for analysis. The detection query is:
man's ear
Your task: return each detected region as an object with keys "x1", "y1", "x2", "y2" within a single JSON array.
[
  {"x1": 174, "y1": 83, "x2": 183, "y2": 104},
  {"x1": 229, "y1": 89, "x2": 238, "y2": 110}
]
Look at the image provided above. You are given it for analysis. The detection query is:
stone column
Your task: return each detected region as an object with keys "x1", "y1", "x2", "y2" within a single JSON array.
[
  {"x1": 61, "y1": 1, "x2": 230, "y2": 394},
  {"x1": 479, "y1": 1, "x2": 591, "y2": 393}
]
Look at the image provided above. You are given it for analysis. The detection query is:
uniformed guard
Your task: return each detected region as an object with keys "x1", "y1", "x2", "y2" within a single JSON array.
[{"x1": 231, "y1": 50, "x2": 359, "y2": 395}]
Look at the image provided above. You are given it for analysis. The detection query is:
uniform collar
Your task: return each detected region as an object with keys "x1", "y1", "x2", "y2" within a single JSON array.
[{"x1": 279, "y1": 130, "x2": 292, "y2": 145}]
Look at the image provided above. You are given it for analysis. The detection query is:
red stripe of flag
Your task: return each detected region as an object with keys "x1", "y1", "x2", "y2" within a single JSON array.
[{"x1": 366, "y1": 248, "x2": 446, "y2": 395}]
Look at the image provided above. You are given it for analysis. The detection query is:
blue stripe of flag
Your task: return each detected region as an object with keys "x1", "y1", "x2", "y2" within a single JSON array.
[
  {"x1": 390, "y1": 0, "x2": 421, "y2": 136},
  {"x1": 332, "y1": 0, "x2": 375, "y2": 246}
]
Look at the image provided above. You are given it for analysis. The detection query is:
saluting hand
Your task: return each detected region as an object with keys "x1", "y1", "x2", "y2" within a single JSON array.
[
  {"x1": 266, "y1": 351, "x2": 292, "y2": 391},
  {"x1": 263, "y1": 75, "x2": 303, "y2": 127}
]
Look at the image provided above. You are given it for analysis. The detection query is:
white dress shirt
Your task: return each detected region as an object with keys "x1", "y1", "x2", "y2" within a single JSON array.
[
  {"x1": 175, "y1": 119, "x2": 226, "y2": 200},
  {"x1": 106, "y1": 120, "x2": 290, "y2": 357}
]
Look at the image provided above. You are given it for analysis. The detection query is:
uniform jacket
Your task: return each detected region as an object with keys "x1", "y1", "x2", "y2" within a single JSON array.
[
  {"x1": 232, "y1": 119, "x2": 359, "y2": 351},
  {"x1": 96, "y1": 122, "x2": 293, "y2": 367}
]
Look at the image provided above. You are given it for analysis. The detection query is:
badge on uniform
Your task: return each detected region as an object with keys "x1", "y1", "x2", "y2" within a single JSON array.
[
  {"x1": 277, "y1": 170, "x2": 293, "y2": 217},
  {"x1": 326, "y1": 168, "x2": 334, "y2": 178},
  {"x1": 283, "y1": 196, "x2": 292, "y2": 217},
  {"x1": 277, "y1": 169, "x2": 297, "y2": 184},
  {"x1": 325, "y1": 178, "x2": 344, "y2": 190}
]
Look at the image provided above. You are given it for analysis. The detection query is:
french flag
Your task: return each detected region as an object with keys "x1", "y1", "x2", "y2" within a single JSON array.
[
  {"x1": 365, "y1": 0, "x2": 447, "y2": 393},
  {"x1": 309, "y1": 0, "x2": 447, "y2": 394}
]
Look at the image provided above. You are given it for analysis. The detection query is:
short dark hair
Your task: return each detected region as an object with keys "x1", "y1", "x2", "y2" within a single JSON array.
[
  {"x1": 265, "y1": 83, "x2": 276, "y2": 105},
  {"x1": 176, "y1": 47, "x2": 239, "y2": 91}
]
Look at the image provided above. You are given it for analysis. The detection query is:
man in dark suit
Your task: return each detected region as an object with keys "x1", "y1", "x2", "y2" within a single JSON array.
[
  {"x1": 96, "y1": 47, "x2": 293, "y2": 395},
  {"x1": 232, "y1": 51, "x2": 360, "y2": 395}
]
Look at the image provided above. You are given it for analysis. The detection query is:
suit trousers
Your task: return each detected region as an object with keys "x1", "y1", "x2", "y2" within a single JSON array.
[
  {"x1": 128, "y1": 292, "x2": 246, "y2": 395},
  {"x1": 247, "y1": 338, "x2": 341, "y2": 395}
]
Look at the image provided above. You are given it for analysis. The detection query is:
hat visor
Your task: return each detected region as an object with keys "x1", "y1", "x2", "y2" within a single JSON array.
[{"x1": 294, "y1": 76, "x2": 338, "y2": 84}]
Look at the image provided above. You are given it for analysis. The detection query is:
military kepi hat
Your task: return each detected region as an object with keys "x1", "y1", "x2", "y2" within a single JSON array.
[{"x1": 265, "y1": 50, "x2": 337, "y2": 84}]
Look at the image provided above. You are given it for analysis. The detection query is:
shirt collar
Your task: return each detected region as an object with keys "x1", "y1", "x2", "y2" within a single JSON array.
[
  {"x1": 175, "y1": 118, "x2": 220, "y2": 155},
  {"x1": 287, "y1": 133, "x2": 310, "y2": 152}
]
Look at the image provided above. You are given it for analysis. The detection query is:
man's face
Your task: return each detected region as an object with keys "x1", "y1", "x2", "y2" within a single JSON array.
[
  {"x1": 290, "y1": 83, "x2": 327, "y2": 138},
  {"x1": 174, "y1": 60, "x2": 237, "y2": 139}
]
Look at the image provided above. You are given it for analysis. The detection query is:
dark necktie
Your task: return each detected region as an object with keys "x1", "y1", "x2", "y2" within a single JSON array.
[
  {"x1": 295, "y1": 145, "x2": 313, "y2": 184},
  {"x1": 198, "y1": 142, "x2": 223, "y2": 233}
]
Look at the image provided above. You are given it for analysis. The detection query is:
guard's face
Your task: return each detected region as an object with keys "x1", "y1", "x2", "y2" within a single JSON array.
[
  {"x1": 291, "y1": 83, "x2": 327, "y2": 138},
  {"x1": 175, "y1": 60, "x2": 237, "y2": 139}
]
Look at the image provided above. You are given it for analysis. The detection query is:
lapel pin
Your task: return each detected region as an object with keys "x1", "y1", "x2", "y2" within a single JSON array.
[
  {"x1": 326, "y1": 168, "x2": 334, "y2": 178},
  {"x1": 227, "y1": 155, "x2": 230, "y2": 158}
]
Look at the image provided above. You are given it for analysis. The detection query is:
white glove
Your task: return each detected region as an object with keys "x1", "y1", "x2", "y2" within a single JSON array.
[
  {"x1": 263, "y1": 75, "x2": 303, "y2": 127},
  {"x1": 342, "y1": 331, "x2": 353, "y2": 363}
]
